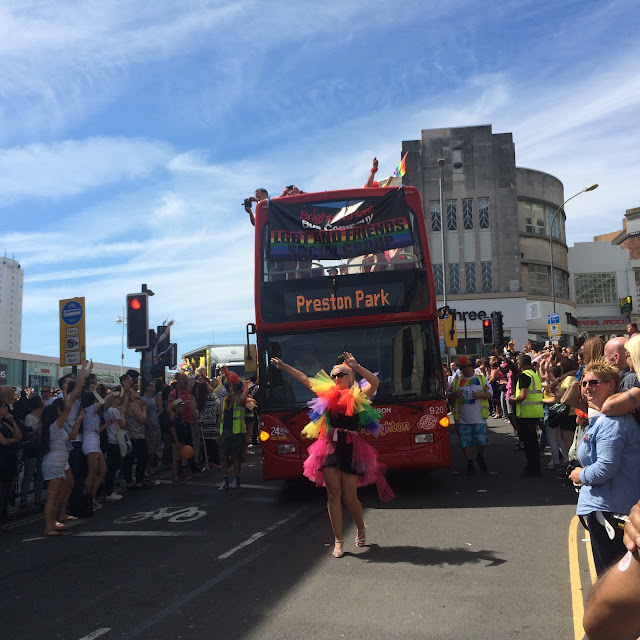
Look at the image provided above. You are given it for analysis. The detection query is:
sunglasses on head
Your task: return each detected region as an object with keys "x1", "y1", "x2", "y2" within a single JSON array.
[
  {"x1": 581, "y1": 379, "x2": 601, "y2": 388},
  {"x1": 331, "y1": 371, "x2": 349, "y2": 380}
]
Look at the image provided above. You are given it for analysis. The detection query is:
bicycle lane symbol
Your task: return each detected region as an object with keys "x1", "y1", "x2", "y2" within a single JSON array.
[{"x1": 114, "y1": 506, "x2": 207, "y2": 525}]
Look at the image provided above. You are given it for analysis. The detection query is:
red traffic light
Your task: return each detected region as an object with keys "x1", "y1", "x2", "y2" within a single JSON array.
[
  {"x1": 483, "y1": 319, "x2": 491, "y2": 327},
  {"x1": 130, "y1": 298, "x2": 141, "y2": 310}
]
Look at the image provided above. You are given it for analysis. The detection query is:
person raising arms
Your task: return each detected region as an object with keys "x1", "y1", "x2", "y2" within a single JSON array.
[{"x1": 270, "y1": 351, "x2": 394, "y2": 559}]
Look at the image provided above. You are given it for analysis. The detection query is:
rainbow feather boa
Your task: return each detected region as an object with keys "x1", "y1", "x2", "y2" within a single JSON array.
[{"x1": 301, "y1": 370, "x2": 381, "y2": 440}]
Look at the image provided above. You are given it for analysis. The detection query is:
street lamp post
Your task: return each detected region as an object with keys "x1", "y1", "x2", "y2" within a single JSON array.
[
  {"x1": 115, "y1": 307, "x2": 126, "y2": 377},
  {"x1": 438, "y1": 158, "x2": 447, "y2": 307},
  {"x1": 550, "y1": 184, "x2": 599, "y2": 313}
]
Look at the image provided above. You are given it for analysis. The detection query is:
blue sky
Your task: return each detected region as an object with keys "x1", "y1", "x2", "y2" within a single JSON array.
[{"x1": 1, "y1": 0, "x2": 639, "y2": 367}]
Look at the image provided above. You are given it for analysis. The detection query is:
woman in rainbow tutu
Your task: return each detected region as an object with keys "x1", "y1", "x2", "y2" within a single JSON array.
[{"x1": 270, "y1": 351, "x2": 394, "y2": 558}]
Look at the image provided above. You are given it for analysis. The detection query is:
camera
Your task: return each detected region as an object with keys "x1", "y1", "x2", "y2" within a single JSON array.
[
  {"x1": 561, "y1": 460, "x2": 581, "y2": 492},
  {"x1": 243, "y1": 198, "x2": 253, "y2": 209}
]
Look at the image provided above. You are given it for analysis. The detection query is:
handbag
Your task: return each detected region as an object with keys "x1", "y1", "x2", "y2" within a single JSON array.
[
  {"x1": 547, "y1": 403, "x2": 569, "y2": 429},
  {"x1": 116, "y1": 429, "x2": 132, "y2": 457},
  {"x1": 560, "y1": 380, "x2": 588, "y2": 412}
]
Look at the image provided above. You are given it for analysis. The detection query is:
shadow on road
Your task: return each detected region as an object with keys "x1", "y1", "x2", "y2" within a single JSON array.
[{"x1": 350, "y1": 542, "x2": 507, "y2": 567}]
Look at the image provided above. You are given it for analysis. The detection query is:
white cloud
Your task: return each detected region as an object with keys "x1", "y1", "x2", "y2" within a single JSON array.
[{"x1": 0, "y1": 137, "x2": 172, "y2": 204}]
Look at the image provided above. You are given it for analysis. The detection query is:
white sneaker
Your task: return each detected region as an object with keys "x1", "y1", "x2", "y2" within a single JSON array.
[
  {"x1": 106, "y1": 492, "x2": 123, "y2": 501},
  {"x1": 230, "y1": 477, "x2": 239, "y2": 489},
  {"x1": 218, "y1": 479, "x2": 229, "y2": 491}
]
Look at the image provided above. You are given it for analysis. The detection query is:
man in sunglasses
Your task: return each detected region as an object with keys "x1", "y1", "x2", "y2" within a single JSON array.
[{"x1": 509, "y1": 354, "x2": 543, "y2": 477}]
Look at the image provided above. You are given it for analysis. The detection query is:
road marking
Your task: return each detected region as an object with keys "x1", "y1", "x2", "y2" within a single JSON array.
[
  {"x1": 118, "y1": 505, "x2": 313, "y2": 639},
  {"x1": 75, "y1": 531, "x2": 203, "y2": 537},
  {"x1": 77, "y1": 628, "x2": 111, "y2": 640},
  {"x1": 568, "y1": 515, "x2": 586, "y2": 640},
  {"x1": 584, "y1": 531, "x2": 598, "y2": 585},
  {"x1": 158, "y1": 480, "x2": 280, "y2": 490},
  {"x1": 218, "y1": 505, "x2": 308, "y2": 559}
]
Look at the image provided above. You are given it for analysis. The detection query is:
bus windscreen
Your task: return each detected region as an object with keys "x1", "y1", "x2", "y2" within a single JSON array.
[{"x1": 261, "y1": 322, "x2": 444, "y2": 411}]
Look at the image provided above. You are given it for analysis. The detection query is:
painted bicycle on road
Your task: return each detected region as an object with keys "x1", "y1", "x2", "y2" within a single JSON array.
[{"x1": 114, "y1": 506, "x2": 206, "y2": 524}]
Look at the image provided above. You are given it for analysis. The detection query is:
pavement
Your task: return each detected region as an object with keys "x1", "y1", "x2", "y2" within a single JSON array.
[{"x1": 1, "y1": 421, "x2": 596, "y2": 640}]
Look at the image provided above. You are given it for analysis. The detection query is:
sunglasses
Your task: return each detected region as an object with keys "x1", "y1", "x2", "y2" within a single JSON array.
[
  {"x1": 331, "y1": 372, "x2": 349, "y2": 380},
  {"x1": 581, "y1": 379, "x2": 601, "y2": 388}
]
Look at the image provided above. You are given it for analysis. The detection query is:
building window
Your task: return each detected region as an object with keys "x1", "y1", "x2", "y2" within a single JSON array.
[
  {"x1": 465, "y1": 263, "x2": 476, "y2": 293},
  {"x1": 553, "y1": 268, "x2": 569, "y2": 300},
  {"x1": 449, "y1": 263, "x2": 460, "y2": 295},
  {"x1": 547, "y1": 206, "x2": 563, "y2": 241},
  {"x1": 575, "y1": 273, "x2": 617, "y2": 305},
  {"x1": 452, "y1": 146, "x2": 463, "y2": 173},
  {"x1": 478, "y1": 198, "x2": 490, "y2": 229},
  {"x1": 430, "y1": 201, "x2": 441, "y2": 232},
  {"x1": 462, "y1": 199, "x2": 474, "y2": 230},
  {"x1": 446, "y1": 200, "x2": 457, "y2": 231},
  {"x1": 433, "y1": 264, "x2": 443, "y2": 296},
  {"x1": 481, "y1": 262, "x2": 492, "y2": 293},
  {"x1": 528, "y1": 264, "x2": 549, "y2": 296}
]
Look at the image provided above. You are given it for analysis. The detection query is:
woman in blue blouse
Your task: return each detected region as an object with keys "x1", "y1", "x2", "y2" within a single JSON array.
[{"x1": 569, "y1": 360, "x2": 640, "y2": 576}]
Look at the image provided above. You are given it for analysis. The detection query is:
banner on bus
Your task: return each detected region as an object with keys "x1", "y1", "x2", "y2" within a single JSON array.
[{"x1": 267, "y1": 188, "x2": 414, "y2": 260}]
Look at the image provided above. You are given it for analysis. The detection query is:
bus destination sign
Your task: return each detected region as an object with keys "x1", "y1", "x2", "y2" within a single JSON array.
[{"x1": 284, "y1": 281, "x2": 410, "y2": 319}]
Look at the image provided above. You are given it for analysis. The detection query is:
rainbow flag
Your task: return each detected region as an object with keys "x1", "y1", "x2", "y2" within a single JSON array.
[{"x1": 394, "y1": 152, "x2": 408, "y2": 177}]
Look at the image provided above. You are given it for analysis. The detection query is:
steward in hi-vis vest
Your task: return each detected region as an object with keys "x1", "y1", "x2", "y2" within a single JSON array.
[
  {"x1": 446, "y1": 355, "x2": 493, "y2": 477},
  {"x1": 217, "y1": 368, "x2": 247, "y2": 491},
  {"x1": 509, "y1": 354, "x2": 543, "y2": 477}
]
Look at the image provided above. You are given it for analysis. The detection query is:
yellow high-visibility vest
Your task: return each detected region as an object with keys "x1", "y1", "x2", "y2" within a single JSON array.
[{"x1": 515, "y1": 369, "x2": 543, "y2": 418}]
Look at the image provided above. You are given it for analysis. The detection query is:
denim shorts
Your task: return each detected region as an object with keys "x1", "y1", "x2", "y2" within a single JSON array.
[
  {"x1": 42, "y1": 461, "x2": 69, "y2": 481},
  {"x1": 456, "y1": 423, "x2": 487, "y2": 448}
]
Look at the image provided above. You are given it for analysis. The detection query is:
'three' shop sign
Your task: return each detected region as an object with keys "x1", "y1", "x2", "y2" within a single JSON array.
[{"x1": 267, "y1": 188, "x2": 413, "y2": 260}]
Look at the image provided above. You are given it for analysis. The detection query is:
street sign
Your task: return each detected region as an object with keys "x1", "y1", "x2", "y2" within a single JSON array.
[
  {"x1": 59, "y1": 297, "x2": 86, "y2": 367},
  {"x1": 548, "y1": 323, "x2": 561, "y2": 337},
  {"x1": 547, "y1": 313, "x2": 560, "y2": 325}
]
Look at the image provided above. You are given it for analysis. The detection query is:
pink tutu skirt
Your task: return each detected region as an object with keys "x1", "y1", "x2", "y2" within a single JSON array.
[{"x1": 303, "y1": 429, "x2": 395, "y2": 502}]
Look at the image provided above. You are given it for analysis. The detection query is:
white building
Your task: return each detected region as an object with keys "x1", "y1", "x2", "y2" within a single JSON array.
[
  {"x1": 568, "y1": 210, "x2": 640, "y2": 338},
  {"x1": 0, "y1": 257, "x2": 23, "y2": 352}
]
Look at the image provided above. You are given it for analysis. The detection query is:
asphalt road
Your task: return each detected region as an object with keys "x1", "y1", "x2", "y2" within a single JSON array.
[{"x1": 2, "y1": 420, "x2": 593, "y2": 640}]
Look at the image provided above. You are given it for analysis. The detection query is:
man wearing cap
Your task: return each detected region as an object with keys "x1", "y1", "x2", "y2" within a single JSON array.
[
  {"x1": 509, "y1": 354, "x2": 543, "y2": 477},
  {"x1": 125, "y1": 369, "x2": 140, "y2": 393},
  {"x1": 447, "y1": 356, "x2": 492, "y2": 476}
]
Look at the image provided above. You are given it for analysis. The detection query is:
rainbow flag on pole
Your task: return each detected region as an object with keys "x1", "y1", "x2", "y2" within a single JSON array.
[{"x1": 394, "y1": 152, "x2": 408, "y2": 177}]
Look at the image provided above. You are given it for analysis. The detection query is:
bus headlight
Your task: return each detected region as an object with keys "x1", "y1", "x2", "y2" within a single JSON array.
[
  {"x1": 414, "y1": 433, "x2": 434, "y2": 444},
  {"x1": 276, "y1": 444, "x2": 296, "y2": 454},
  {"x1": 259, "y1": 430, "x2": 270, "y2": 442}
]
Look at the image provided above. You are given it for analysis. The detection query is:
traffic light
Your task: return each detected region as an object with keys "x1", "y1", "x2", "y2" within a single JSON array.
[
  {"x1": 166, "y1": 343, "x2": 178, "y2": 368},
  {"x1": 126, "y1": 293, "x2": 149, "y2": 349},
  {"x1": 491, "y1": 311, "x2": 504, "y2": 346},
  {"x1": 482, "y1": 318, "x2": 494, "y2": 345}
]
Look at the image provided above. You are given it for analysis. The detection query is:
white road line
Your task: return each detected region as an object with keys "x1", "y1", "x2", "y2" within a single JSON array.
[
  {"x1": 239, "y1": 483, "x2": 280, "y2": 491},
  {"x1": 74, "y1": 531, "x2": 203, "y2": 537},
  {"x1": 77, "y1": 628, "x2": 111, "y2": 640},
  {"x1": 157, "y1": 480, "x2": 280, "y2": 491},
  {"x1": 217, "y1": 506, "x2": 307, "y2": 560}
]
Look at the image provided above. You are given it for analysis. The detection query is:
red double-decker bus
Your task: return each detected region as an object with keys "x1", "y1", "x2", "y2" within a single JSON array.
[{"x1": 253, "y1": 185, "x2": 449, "y2": 481}]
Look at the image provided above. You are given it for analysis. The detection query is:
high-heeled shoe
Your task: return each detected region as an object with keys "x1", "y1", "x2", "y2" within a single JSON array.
[
  {"x1": 332, "y1": 539, "x2": 344, "y2": 558},
  {"x1": 355, "y1": 526, "x2": 366, "y2": 547}
]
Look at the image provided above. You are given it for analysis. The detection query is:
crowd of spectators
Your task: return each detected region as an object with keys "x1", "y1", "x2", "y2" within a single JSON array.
[
  {"x1": 0, "y1": 362, "x2": 259, "y2": 534},
  {"x1": 447, "y1": 333, "x2": 640, "y2": 580}
]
